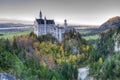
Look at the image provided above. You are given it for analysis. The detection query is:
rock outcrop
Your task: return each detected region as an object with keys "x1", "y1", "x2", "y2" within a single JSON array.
[{"x1": 78, "y1": 66, "x2": 89, "y2": 80}]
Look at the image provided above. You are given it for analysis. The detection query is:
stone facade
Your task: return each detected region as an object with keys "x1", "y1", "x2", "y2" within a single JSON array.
[{"x1": 34, "y1": 11, "x2": 69, "y2": 41}]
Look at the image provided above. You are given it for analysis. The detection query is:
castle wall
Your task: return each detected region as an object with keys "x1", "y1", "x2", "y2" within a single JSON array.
[
  {"x1": 38, "y1": 24, "x2": 46, "y2": 36},
  {"x1": 35, "y1": 22, "x2": 66, "y2": 41},
  {"x1": 34, "y1": 21, "x2": 38, "y2": 36},
  {"x1": 34, "y1": 11, "x2": 70, "y2": 41},
  {"x1": 35, "y1": 21, "x2": 67, "y2": 41},
  {"x1": 58, "y1": 28, "x2": 65, "y2": 41}
]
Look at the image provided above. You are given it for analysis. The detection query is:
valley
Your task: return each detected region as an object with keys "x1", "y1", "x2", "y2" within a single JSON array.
[{"x1": 0, "y1": 16, "x2": 120, "y2": 80}]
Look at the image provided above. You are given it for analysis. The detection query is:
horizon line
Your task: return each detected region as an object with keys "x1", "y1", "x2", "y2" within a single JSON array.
[{"x1": 0, "y1": 18, "x2": 101, "y2": 26}]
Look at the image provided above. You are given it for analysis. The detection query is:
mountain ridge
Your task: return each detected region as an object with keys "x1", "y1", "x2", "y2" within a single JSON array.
[{"x1": 100, "y1": 16, "x2": 120, "y2": 30}]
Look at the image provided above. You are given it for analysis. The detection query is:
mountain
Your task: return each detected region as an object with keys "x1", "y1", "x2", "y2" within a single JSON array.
[
  {"x1": 0, "y1": 23, "x2": 33, "y2": 28},
  {"x1": 0, "y1": 19, "x2": 33, "y2": 25},
  {"x1": 99, "y1": 16, "x2": 120, "y2": 31},
  {"x1": 0, "y1": 19, "x2": 33, "y2": 28}
]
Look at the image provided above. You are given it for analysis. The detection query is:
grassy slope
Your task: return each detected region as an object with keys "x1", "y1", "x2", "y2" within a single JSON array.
[
  {"x1": 78, "y1": 30, "x2": 91, "y2": 35},
  {"x1": 0, "y1": 28, "x2": 100, "y2": 40},
  {"x1": 83, "y1": 35, "x2": 99, "y2": 40},
  {"x1": 0, "y1": 28, "x2": 33, "y2": 39},
  {"x1": 78, "y1": 29, "x2": 99, "y2": 40}
]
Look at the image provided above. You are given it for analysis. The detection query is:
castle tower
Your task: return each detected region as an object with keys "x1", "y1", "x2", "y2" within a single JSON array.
[
  {"x1": 64, "y1": 19, "x2": 67, "y2": 27},
  {"x1": 39, "y1": 11, "x2": 42, "y2": 19},
  {"x1": 44, "y1": 16, "x2": 47, "y2": 34},
  {"x1": 44, "y1": 16, "x2": 46, "y2": 25}
]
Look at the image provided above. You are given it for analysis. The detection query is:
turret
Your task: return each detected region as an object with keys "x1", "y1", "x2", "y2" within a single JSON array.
[
  {"x1": 44, "y1": 16, "x2": 46, "y2": 25},
  {"x1": 44, "y1": 16, "x2": 47, "y2": 34},
  {"x1": 64, "y1": 19, "x2": 67, "y2": 27},
  {"x1": 39, "y1": 11, "x2": 42, "y2": 19}
]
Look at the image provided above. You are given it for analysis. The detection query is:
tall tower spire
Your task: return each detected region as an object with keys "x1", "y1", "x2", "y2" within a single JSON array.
[
  {"x1": 39, "y1": 11, "x2": 42, "y2": 19},
  {"x1": 44, "y1": 16, "x2": 46, "y2": 24},
  {"x1": 64, "y1": 19, "x2": 67, "y2": 27}
]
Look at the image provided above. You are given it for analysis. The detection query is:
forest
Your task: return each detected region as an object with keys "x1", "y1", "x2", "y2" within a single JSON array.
[{"x1": 1, "y1": 26, "x2": 120, "y2": 80}]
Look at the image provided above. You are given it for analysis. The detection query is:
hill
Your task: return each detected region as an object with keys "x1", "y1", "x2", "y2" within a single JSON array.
[
  {"x1": 0, "y1": 19, "x2": 33, "y2": 25},
  {"x1": 99, "y1": 16, "x2": 120, "y2": 31}
]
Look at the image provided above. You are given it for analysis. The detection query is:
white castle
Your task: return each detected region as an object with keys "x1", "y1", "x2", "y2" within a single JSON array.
[{"x1": 34, "y1": 11, "x2": 73, "y2": 41}]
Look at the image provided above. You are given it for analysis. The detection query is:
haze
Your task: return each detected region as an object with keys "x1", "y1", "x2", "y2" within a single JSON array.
[{"x1": 0, "y1": 0, "x2": 120, "y2": 25}]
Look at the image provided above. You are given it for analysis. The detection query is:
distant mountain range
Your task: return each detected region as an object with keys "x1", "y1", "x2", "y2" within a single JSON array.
[
  {"x1": 0, "y1": 16, "x2": 120, "y2": 29},
  {"x1": 0, "y1": 23, "x2": 33, "y2": 28},
  {"x1": 0, "y1": 19, "x2": 33, "y2": 28},
  {"x1": 0, "y1": 19, "x2": 33, "y2": 25}
]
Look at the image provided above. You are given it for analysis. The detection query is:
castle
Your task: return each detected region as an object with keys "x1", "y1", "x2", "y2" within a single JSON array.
[{"x1": 34, "y1": 11, "x2": 72, "y2": 41}]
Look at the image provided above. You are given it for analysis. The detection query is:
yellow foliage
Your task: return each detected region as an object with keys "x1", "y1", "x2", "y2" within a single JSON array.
[
  {"x1": 82, "y1": 45, "x2": 90, "y2": 52},
  {"x1": 72, "y1": 55, "x2": 76, "y2": 60},
  {"x1": 76, "y1": 54, "x2": 81, "y2": 59},
  {"x1": 56, "y1": 58, "x2": 62, "y2": 64},
  {"x1": 47, "y1": 55, "x2": 53, "y2": 62},
  {"x1": 59, "y1": 44, "x2": 65, "y2": 57},
  {"x1": 41, "y1": 61, "x2": 47, "y2": 67},
  {"x1": 38, "y1": 42, "x2": 57, "y2": 55},
  {"x1": 56, "y1": 54, "x2": 61, "y2": 58},
  {"x1": 47, "y1": 55, "x2": 50, "y2": 59},
  {"x1": 65, "y1": 59, "x2": 69, "y2": 63},
  {"x1": 86, "y1": 45, "x2": 90, "y2": 50},
  {"x1": 81, "y1": 53, "x2": 85, "y2": 59},
  {"x1": 98, "y1": 57, "x2": 103, "y2": 64},
  {"x1": 34, "y1": 49, "x2": 40, "y2": 54},
  {"x1": 68, "y1": 55, "x2": 76, "y2": 62},
  {"x1": 33, "y1": 42, "x2": 39, "y2": 49},
  {"x1": 76, "y1": 53, "x2": 85, "y2": 60}
]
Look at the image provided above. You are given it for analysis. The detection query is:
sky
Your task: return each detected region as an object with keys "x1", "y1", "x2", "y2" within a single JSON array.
[{"x1": 0, "y1": 0, "x2": 120, "y2": 25}]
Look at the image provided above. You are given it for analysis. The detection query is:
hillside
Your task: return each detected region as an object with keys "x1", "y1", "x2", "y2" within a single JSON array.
[
  {"x1": 0, "y1": 30, "x2": 90, "y2": 80},
  {"x1": 100, "y1": 16, "x2": 120, "y2": 31},
  {"x1": 1, "y1": 16, "x2": 120, "y2": 80}
]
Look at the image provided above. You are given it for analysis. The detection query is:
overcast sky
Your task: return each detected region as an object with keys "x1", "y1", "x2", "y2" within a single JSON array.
[{"x1": 0, "y1": 0, "x2": 120, "y2": 25}]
